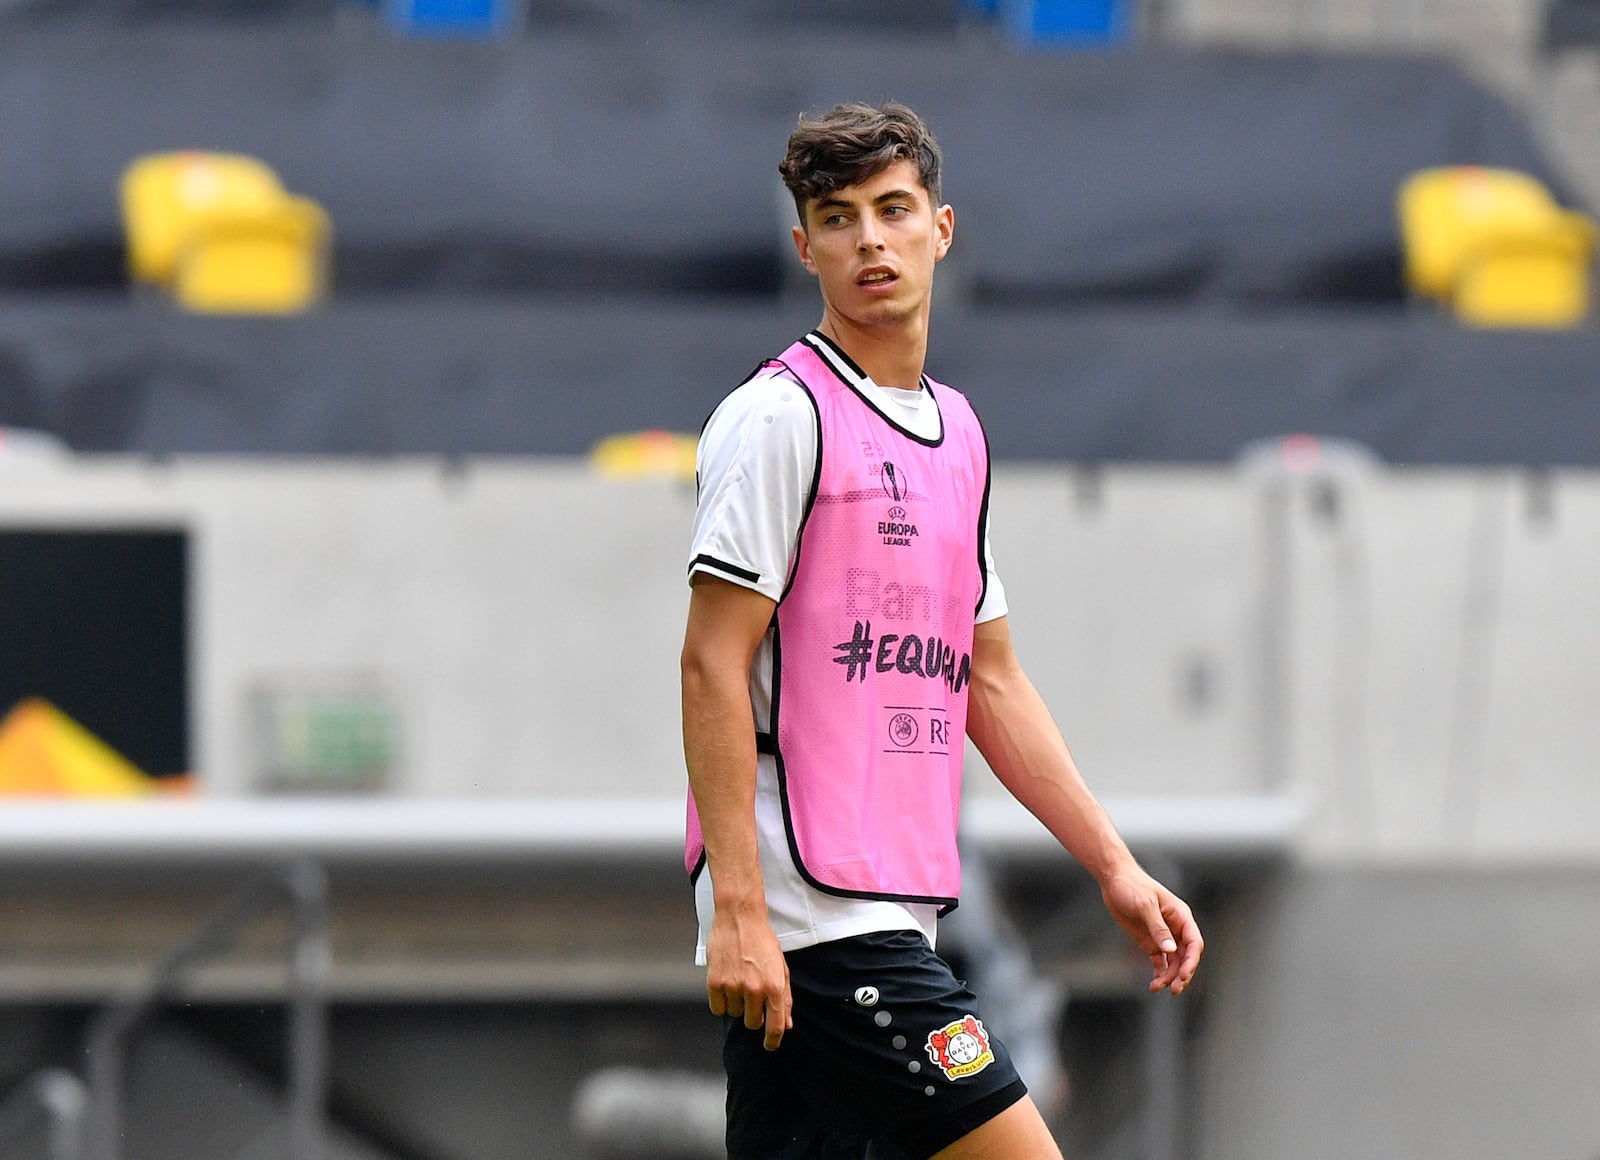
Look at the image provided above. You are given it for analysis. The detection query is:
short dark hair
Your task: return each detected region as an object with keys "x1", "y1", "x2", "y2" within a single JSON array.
[{"x1": 778, "y1": 101, "x2": 943, "y2": 225}]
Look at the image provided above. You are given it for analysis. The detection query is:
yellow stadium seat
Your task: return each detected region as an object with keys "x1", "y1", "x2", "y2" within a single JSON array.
[
  {"x1": 172, "y1": 195, "x2": 330, "y2": 315},
  {"x1": 1452, "y1": 227, "x2": 1596, "y2": 328},
  {"x1": 1397, "y1": 166, "x2": 1597, "y2": 328},
  {"x1": 121, "y1": 151, "x2": 288, "y2": 287}
]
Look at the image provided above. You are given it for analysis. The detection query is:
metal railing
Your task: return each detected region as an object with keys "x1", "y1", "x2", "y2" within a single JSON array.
[{"x1": 82, "y1": 858, "x2": 330, "y2": 1160}]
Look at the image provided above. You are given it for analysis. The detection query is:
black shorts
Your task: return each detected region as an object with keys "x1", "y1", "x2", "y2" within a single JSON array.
[{"x1": 723, "y1": 929, "x2": 1029, "y2": 1160}]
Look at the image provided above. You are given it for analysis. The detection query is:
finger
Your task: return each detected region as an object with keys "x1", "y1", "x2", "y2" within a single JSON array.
[
  {"x1": 1147, "y1": 917, "x2": 1179, "y2": 962},
  {"x1": 763, "y1": 991, "x2": 789, "y2": 1051},
  {"x1": 1148, "y1": 949, "x2": 1177, "y2": 993},
  {"x1": 708, "y1": 986, "x2": 727, "y2": 1017},
  {"x1": 765, "y1": 968, "x2": 793, "y2": 1050},
  {"x1": 1155, "y1": 897, "x2": 1201, "y2": 992},
  {"x1": 1170, "y1": 916, "x2": 1205, "y2": 994},
  {"x1": 1138, "y1": 923, "x2": 1178, "y2": 989},
  {"x1": 743, "y1": 995, "x2": 766, "y2": 1033}
]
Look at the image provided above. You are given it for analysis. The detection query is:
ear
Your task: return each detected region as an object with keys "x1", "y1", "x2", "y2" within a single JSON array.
[
  {"x1": 792, "y1": 224, "x2": 819, "y2": 276},
  {"x1": 933, "y1": 204, "x2": 954, "y2": 262}
]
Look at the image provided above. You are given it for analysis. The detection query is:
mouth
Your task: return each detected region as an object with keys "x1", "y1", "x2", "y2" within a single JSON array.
[{"x1": 857, "y1": 267, "x2": 899, "y2": 291}]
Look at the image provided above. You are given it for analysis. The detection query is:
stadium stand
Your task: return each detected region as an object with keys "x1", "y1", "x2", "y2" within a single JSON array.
[
  {"x1": 0, "y1": 23, "x2": 1593, "y2": 464},
  {"x1": 0, "y1": 29, "x2": 1568, "y2": 300}
]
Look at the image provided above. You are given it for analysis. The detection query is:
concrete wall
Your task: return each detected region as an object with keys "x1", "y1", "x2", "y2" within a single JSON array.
[
  {"x1": 1195, "y1": 865, "x2": 1600, "y2": 1160},
  {"x1": 3, "y1": 456, "x2": 1599, "y2": 864},
  {"x1": 1279, "y1": 468, "x2": 1600, "y2": 861},
  {"x1": 0, "y1": 457, "x2": 694, "y2": 801}
]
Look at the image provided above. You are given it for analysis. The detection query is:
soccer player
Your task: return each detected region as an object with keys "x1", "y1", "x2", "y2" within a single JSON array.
[{"x1": 681, "y1": 101, "x2": 1203, "y2": 1160}]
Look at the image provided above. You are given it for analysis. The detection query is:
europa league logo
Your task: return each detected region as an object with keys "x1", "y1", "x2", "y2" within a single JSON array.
[{"x1": 881, "y1": 461, "x2": 908, "y2": 502}]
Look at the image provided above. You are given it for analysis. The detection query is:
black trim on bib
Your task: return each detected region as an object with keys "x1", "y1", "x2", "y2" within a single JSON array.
[
  {"x1": 801, "y1": 331, "x2": 946, "y2": 448},
  {"x1": 772, "y1": 361, "x2": 823, "y2": 607},
  {"x1": 804, "y1": 329, "x2": 871, "y2": 381},
  {"x1": 972, "y1": 403, "x2": 994, "y2": 617}
]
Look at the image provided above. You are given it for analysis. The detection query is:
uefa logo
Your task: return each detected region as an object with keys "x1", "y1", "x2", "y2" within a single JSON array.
[{"x1": 880, "y1": 461, "x2": 908, "y2": 502}]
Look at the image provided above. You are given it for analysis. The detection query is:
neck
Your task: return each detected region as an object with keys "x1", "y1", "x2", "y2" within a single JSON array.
[{"x1": 816, "y1": 308, "x2": 929, "y2": 392}]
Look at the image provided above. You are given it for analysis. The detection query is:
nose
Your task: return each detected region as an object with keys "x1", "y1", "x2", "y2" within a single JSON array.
[{"x1": 856, "y1": 216, "x2": 884, "y2": 252}]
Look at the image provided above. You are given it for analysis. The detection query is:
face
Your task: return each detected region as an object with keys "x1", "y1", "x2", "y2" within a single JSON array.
[{"x1": 792, "y1": 159, "x2": 954, "y2": 334}]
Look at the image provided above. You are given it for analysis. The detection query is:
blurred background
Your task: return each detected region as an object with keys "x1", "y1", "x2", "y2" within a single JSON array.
[{"x1": 1, "y1": 0, "x2": 1599, "y2": 1158}]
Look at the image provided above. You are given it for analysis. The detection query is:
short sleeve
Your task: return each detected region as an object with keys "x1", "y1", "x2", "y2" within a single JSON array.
[
  {"x1": 977, "y1": 527, "x2": 1007, "y2": 623},
  {"x1": 687, "y1": 371, "x2": 818, "y2": 603}
]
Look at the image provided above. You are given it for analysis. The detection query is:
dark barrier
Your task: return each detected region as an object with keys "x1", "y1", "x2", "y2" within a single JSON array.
[{"x1": 1, "y1": 296, "x2": 1596, "y2": 465}]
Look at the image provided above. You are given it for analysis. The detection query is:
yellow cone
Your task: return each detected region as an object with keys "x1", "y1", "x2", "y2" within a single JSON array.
[{"x1": 0, "y1": 698, "x2": 155, "y2": 797}]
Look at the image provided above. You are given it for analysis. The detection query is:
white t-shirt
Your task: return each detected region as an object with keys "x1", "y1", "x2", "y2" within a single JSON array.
[{"x1": 687, "y1": 334, "x2": 1007, "y2": 963}]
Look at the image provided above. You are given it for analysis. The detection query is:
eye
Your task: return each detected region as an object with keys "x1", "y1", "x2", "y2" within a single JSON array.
[{"x1": 883, "y1": 205, "x2": 910, "y2": 217}]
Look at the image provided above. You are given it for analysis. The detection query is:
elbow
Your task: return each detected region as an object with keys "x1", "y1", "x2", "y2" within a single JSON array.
[
  {"x1": 681, "y1": 641, "x2": 713, "y2": 693},
  {"x1": 681, "y1": 639, "x2": 740, "y2": 701}
]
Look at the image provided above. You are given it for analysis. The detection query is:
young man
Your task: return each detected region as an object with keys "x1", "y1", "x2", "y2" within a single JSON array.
[{"x1": 681, "y1": 101, "x2": 1203, "y2": 1160}]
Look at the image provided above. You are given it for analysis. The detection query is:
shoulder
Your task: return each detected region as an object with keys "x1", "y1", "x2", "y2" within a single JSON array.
[
  {"x1": 925, "y1": 376, "x2": 988, "y2": 449},
  {"x1": 701, "y1": 367, "x2": 819, "y2": 454},
  {"x1": 924, "y1": 374, "x2": 977, "y2": 415}
]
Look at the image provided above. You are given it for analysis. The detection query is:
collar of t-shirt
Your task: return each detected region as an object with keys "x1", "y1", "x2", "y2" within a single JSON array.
[
  {"x1": 802, "y1": 333, "x2": 942, "y2": 443},
  {"x1": 855, "y1": 375, "x2": 941, "y2": 442}
]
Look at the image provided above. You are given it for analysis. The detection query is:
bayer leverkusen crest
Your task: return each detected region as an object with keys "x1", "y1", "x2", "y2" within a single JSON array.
[{"x1": 924, "y1": 1015, "x2": 995, "y2": 1081}]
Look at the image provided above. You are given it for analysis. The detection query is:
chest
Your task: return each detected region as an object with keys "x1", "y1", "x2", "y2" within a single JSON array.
[{"x1": 808, "y1": 398, "x2": 981, "y2": 564}]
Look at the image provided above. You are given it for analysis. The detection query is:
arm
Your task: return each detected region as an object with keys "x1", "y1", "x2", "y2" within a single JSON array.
[
  {"x1": 681, "y1": 574, "x2": 793, "y2": 1048},
  {"x1": 965, "y1": 615, "x2": 1204, "y2": 994}
]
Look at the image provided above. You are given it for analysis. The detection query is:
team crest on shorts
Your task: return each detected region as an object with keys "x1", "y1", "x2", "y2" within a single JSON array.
[{"x1": 924, "y1": 1015, "x2": 994, "y2": 1081}]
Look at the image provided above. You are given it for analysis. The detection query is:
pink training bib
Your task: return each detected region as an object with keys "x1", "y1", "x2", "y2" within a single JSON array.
[{"x1": 686, "y1": 334, "x2": 991, "y2": 909}]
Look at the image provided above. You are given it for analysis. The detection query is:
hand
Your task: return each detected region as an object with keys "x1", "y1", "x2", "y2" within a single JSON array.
[
  {"x1": 1099, "y1": 868, "x2": 1204, "y2": 995},
  {"x1": 705, "y1": 907, "x2": 793, "y2": 1050}
]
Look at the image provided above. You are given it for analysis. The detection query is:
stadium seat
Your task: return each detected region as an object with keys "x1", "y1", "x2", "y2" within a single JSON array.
[
  {"x1": 172, "y1": 195, "x2": 330, "y2": 314},
  {"x1": 122, "y1": 152, "x2": 288, "y2": 286},
  {"x1": 386, "y1": 0, "x2": 513, "y2": 36},
  {"x1": 1398, "y1": 166, "x2": 1597, "y2": 327},
  {"x1": 1001, "y1": 0, "x2": 1133, "y2": 44},
  {"x1": 121, "y1": 151, "x2": 329, "y2": 313},
  {"x1": 1450, "y1": 230, "x2": 1595, "y2": 328}
]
